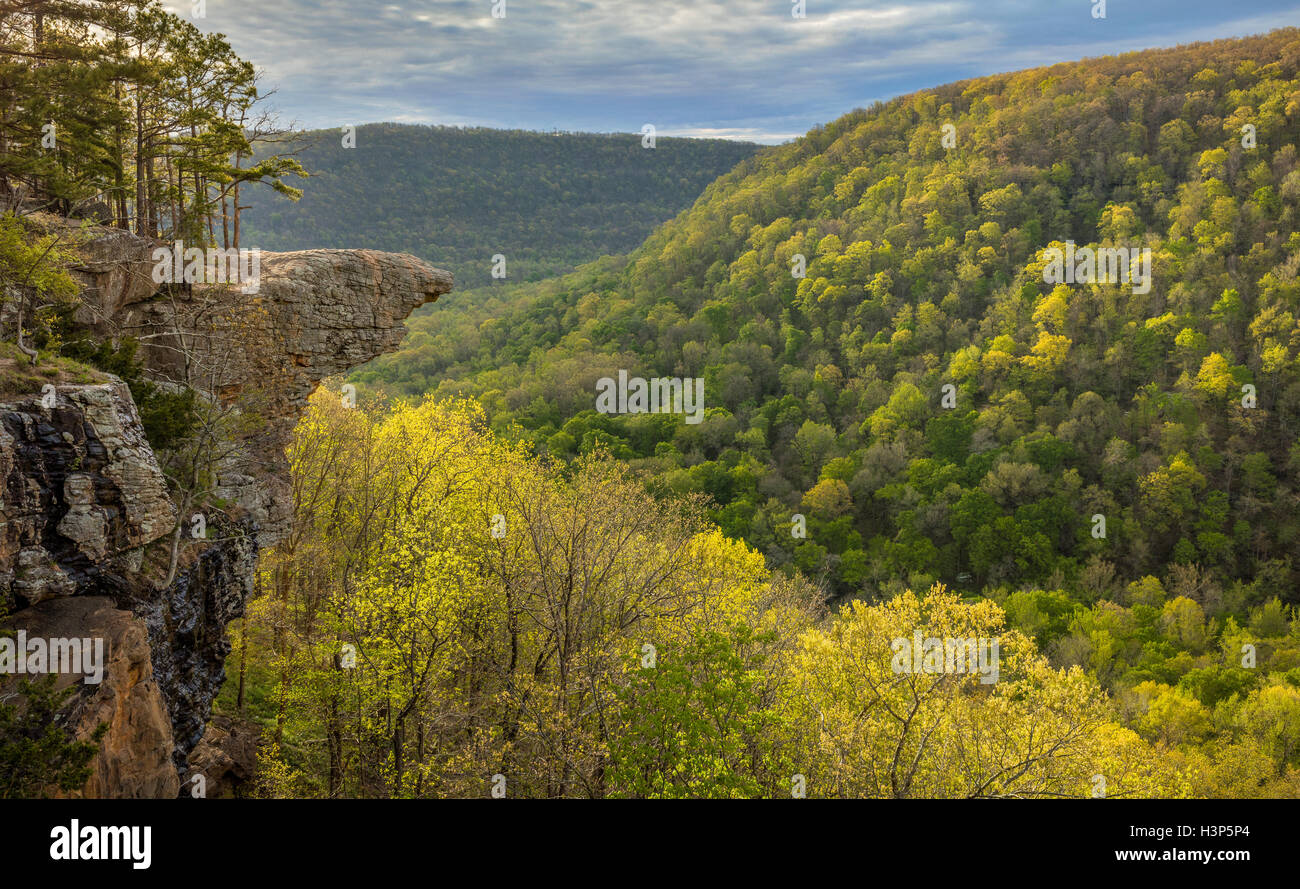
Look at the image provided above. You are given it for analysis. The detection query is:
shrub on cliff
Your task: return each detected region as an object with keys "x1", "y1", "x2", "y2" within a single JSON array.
[{"x1": 0, "y1": 675, "x2": 107, "y2": 799}]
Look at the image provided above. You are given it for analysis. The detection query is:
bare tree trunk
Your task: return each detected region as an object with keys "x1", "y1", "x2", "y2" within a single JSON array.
[
  {"x1": 134, "y1": 99, "x2": 148, "y2": 236},
  {"x1": 13, "y1": 288, "x2": 37, "y2": 365},
  {"x1": 147, "y1": 154, "x2": 159, "y2": 236},
  {"x1": 232, "y1": 181, "x2": 242, "y2": 248}
]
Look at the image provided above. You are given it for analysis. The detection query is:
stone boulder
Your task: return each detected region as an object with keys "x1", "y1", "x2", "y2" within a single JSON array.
[{"x1": 186, "y1": 713, "x2": 262, "y2": 798}]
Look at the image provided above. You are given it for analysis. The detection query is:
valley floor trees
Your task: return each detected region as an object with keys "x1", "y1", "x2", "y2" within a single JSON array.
[{"x1": 225, "y1": 390, "x2": 1252, "y2": 798}]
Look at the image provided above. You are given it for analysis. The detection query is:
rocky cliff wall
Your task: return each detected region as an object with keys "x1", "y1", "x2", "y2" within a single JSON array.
[
  {"x1": 69, "y1": 229, "x2": 452, "y2": 545},
  {"x1": 0, "y1": 380, "x2": 174, "y2": 602},
  {"x1": 0, "y1": 222, "x2": 452, "y2": 796}
]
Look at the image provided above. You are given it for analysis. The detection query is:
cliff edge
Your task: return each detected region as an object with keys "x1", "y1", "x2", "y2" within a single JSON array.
[{"x1": 0, "y1": 222, "x2": 452, "y2": 796}]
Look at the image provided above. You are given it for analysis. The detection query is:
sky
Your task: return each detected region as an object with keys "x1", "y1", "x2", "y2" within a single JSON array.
[{"x1": 166, "y1": 0, "x2": 1300, "y2": 143}]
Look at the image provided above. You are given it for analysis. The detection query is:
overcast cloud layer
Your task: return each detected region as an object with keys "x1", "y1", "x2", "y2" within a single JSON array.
[{"x1": 167, "y1": 0, "x2": 1300, "y2": 143}]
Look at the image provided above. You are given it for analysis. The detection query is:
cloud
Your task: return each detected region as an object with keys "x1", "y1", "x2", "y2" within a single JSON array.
[{"x1": 168, "y1": 0, "x2": 1300, "y2": 143}]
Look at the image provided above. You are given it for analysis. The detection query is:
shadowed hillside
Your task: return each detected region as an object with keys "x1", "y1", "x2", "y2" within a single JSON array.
[{"x1": 240, "y1": 123, "x2": 763, "y2": 287}]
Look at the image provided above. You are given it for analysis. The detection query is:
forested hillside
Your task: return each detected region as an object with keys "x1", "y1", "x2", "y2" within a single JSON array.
[
  {"x1": 9, "y1": 0, "x2": 1300, "y2": 799},
  {"x1": 239, "y1": 124, "x2": 761, "y2": 286},
  {"x1": 322, "y1": 34, "x2": 1300, "y2": 794},
  {"x1": 361, "y1": 30, "x2": 1300, "y2": 610}
]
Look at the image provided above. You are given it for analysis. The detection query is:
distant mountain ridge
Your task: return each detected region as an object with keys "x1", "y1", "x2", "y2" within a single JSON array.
[{"x1": 239, "y1": 123, "x2": 763, "y2": 287}]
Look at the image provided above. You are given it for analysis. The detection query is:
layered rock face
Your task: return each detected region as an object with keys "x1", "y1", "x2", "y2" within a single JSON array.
[
  {"x1": 75, "y1": 240, "x2": 453, "y2": 545},
  {"x1": 0, "y1": 378, "x2": 254, "y2": 795},
  {"x1": 143, "y1": 511, "x2": 256, "y2": 774},
  {"x1": 0, "y1": 381, "x2": 174, "y2": 602},
  {"x1": 0, "y1": 225, "x2": 452, "y2": 797}
]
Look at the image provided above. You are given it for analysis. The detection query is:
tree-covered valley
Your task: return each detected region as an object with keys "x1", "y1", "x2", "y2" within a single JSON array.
[
  {"x1": 291, "y1": 29, "x2": 1300, "y2": 796},
  {"x1": 3, "y1": 0, "x2": 1300, "y2": 803},
  {"x1": 361, "y1": 30, "x2": 1300, "y2": 627}
]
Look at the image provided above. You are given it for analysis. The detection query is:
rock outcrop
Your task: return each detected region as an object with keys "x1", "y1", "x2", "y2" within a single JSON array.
[
  {"x1": 65, "y1": 224, "x2": 160, "y2": 318},
  {"x1": 1, "y1": 223, "x2": 452, "y2": 797},
  {"x1": 94, "y1": 246, "x2": 452, "y2": 544},
  {"x1": 5, "y1": 596, "x2": 179, "y2": 799},
  {"x1": 0, "y1": 380, "x2": 175, "y2": 603},
  {"x1": 143, "y1": 511, "x2": 256, "y2": 775}
]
